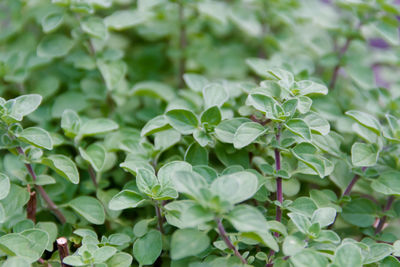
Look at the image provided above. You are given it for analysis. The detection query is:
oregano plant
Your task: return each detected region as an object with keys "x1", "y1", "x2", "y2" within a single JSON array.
[{"x1": 0, "y1": 0, "x2": 400, "y2": 266}]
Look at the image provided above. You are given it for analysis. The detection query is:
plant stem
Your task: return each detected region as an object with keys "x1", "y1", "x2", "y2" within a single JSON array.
[
  {"x1": 178, "y1": 0, "x2": 186, "y2": 88},
  {"x1": 266, "y1": 127, "x2": 282, "y2": 267},
  {"x1": 26, "y1": 185, "x2": 37, "y2": 223},
  {"x1": 155, "y1": 201, "x2": 164, "y2": 234},
  {"x1": 16, "y1": 147, "x2": 67, "y2": 224},
  {"x1": 88, "y1": 165, "x2": 98, "y2": 188},
  {"x1": 329, "y1": 22, "x2": 362, "y2": 90},
  {"x1": 57, "y1": 237, "x2": 70, "y2": 267},
  {"x1": 343, "y1": 167, "x2": 366, "y2": 197},
  {"x1": 215, "y1": 218, "x2": 247, "y2": 264},
  {"x1": 275, "y1": 126, "x2": 282, "y2": 225},
  {"x1": 375, "y1": 195, "x2": 395, "y2": 235}
]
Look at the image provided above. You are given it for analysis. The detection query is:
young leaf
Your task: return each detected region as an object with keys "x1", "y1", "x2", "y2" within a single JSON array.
[
  {"x1": 341, "y1": 198, "x2": 376, "y2": 227},
  {"x1": 371, "y1": 171, "x2": 400, "y2": 195},
  {"x1": 214, "y1": 118, "x2": 251, "y2": 143},
  {"x1": 170, "y1": 229, "x2": 210, "y2": 260},
  {"x1": 79, "y1": 118, "x2": 119, "y2": 138},
  {"x1": 311, "y1": 207, "x2": 336, "y2": 228},
  {"x1": 165, "y1": 109, "x2": 198, "y2": 134},
  {"x1": 351, "y1": 142, "x2": 379, "y2": 167},
  {"x1": 0, "y1": 173, "x2": 10, "y2": 200},
  {"x1": 136, "y1": 168, "x2": 158, "y2": 196},
  {"x1": 233, "y1": 121, "x2": 267, "y2": 149},
  {"x1": 334, "y1": 243, "x2": 362, "y2": 267},
  {"x1": 61, "y1": 109, "x2": 81, "y2": 137},
  {"x1": 7, "y1": 94, "x2": 42, "y2": 122},
  {"x1": 109, "y1": 190, "x2": 146, "y2": 210},
  {"x1": 202, "y1": 83, "x2": 229, "y2": 108},
  {"x1": 211, "y1": 171, "x2": 258, "y2": 204},
  {"x1": 79, "y1": 143, "x2": 107, "y2": 172},
  {"x1": 81, "y1": 16, "x2": 107, "y2": 40},
  {"x1": 345, "y1": 110, "x2": 381, "y2": 134},
  {"x1": 132, "y1": 230, "x2": 162, "y2": 265},
  {"x1": 201, "y1": 106, "x2": 222, "y2": 126},
  {"x1": 42, "y1": 155, "x2": 80, "y2": 184},
  {"x1": 183, "y1": 73, "x2": 209, "y2": 92},
  {"x1": 68, "y1": 196, "x2": 105, "y2": 225},
  {"x1": 285, "y1": 119, "x2": 311, "y2": 141},
  {"x1": 227, "y1": 205, "x2": 268, "y2": 232},
  {"x1": 37, "y1": 34, "x2": 73, "y2": 58},
  {"x1": 17, "y1": 127, "x2": 53, "y2": 150}
]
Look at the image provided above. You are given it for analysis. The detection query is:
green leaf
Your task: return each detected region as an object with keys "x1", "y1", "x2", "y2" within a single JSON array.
[
  {"x1": 290, "y1": 250, "x2": 328, "y2": 267},
  {"x1": 133, "y1": 230, "x2": 162, "y2": 265},
  {"x1": 228, "y1": 205, "x2": 268, "y2": 232},
  {"x1": 201, "y1": 106, "x2": 221, "y2": 126},
  {"x1": 283, "y1": 235, "x2": 306, "y2": 256},
  {"x1": 334, "y1": 243, "x2": 362, "y2": 267},
  {"x1": 165, "y1": 109, "x2": 198, "y2": 135},
  {"x1": 81, "y1": 16, "x2": 107, "y2": 39},
  {"x1": 211, "y1": 171, "x2": 258, "y2": 204},
  {"x1": 79, "y1": 143, "x2": 106, "y2": 172},
  {"x1": 6, "y1": 94, "x2": 42, "y2": 122},
  {"x1": 37, "y1": 34, "x2": 73, "y2": 58},
  {"x1": 214, "y1": 118, "x2": 251, "y2": 143},
  {"x1": 68, "y1": 196, "x2": 105, "y2": 224},
  {"x1": 93, "y1": 246, "x2": 117, "y2": 263},
  {"x1": 17, "y1": 127, "x2": 53, "y2": 150},
  {"x1": 42, "y1": 12, "x2": 64, "y2": 33},
  {"x1": 291, "y1": 143, "x2": 327, "y2": 178},
  {"x1": 233, "y1": 122, "x2": 267, "y2": 149},
  {"x1": 20, "y1": 229, "x2": 49, "y2": 259},
  {"x1": 165, "y1": 200, "x2": 214, "y2": 228},
  {"x1": 288, "y1": 212, "x2": 310, "y2": 234},
  {"x1": 109, "y1": 190, "x2": 146, "y2": 210},
  {"x1": 364, "y1": 243, "x2": 393, "y2": 264},
  {"x1": 97, "y1": 60, "x2": 126, "y2": 91},
  {"x1": 185, "y1": 143, "x2": 208, "y2": 165},
  {"x1": 105, "y1": 9, "x2": 149, "y2": 30},
  {"x1": 183, "y1": 73, "x2": 209, "y2": 92},
  {"x1": 345, "y1": 110, "x2": 381, "y2": 134},
  {"x1": 141, "y1": 115, "x2": 171, "y2": 136},
  {"x1": 371, "y1": 171, "x2": 400, "y2": 195},
  {"x1": 36, "y1": 222, "x2": 58, "y2": 251},
  {"x1": 2, "y1": 257, "x2": 31, "y2": 267},
  {"x1": 172, "y1": 171, "x2": 208, "y2": 200},
  {"x1": 61, "y1": 109, "x2": 81, "y2": 137},
  {"x1": 285, "y1": 119, "x2": 311, "y2": 140},
  {"x1": 193, "y1": 129, "x2": 212, "y2": 147},
  {"x1": 136, "y1": 168, "x2": 158, "y2": 196},
  {"x1": 246, "y1": 94, "x2": 278, "y2": 118},
  {"x1": 303, "y1": 112, "x2": 330, "y2": 135},
  {"x1": 311, "y1": 207, "x2": 336, "y2": 227},
  {"x1": 0, "y1": 173, "x2": 11, "y2": 200},
  {"x1": 294, "y1": 80, "x2": 328, "y2": 96},
  {"x1": 131, "y1": 81, "x2": 175, "y2": 102},
  {"x1": 105, "y1": 252, "x2": 133, "y2": 267},
  {"x1": 342, "y1": 198, "x2": 376, "y2": 227},
  {"x1": 171, "y1": 229, "x2": 210, "y2": 260},
  {"x1": 203, "y1": 83, "x2": 229, "y2": 108},
  {"x1": 351, "y1": 142, "x2": 379, "y2": 167},
  {"x1": 79, "y1": 118, "x2": 119, "y2": 138},
  {"x1": 42, "y1": 155, "x2": 79, "y2": 184}
]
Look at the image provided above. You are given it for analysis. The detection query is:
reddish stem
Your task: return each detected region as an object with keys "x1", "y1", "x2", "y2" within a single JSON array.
[
  {"x1": 17, "y1": 147, "x2": 67, "y2": 224},
  {"x1": 216, "y1": 218, "x2": 247, "y2": 264},
  {"x1": 88, "y1": 165, "x2": 98, "y2": 188},
  {"x1": 375, "y1": 195, "x2": 395, "y2": 235},
  {"x1": 155, "y1": 201, "x2": 164, "y2": 234},
  {"x1": 343, "y1": 167, "x2": 366, "y2": 197},
  {"x1": 57, "y1": 237, "x2": 70, "y2": 267}
]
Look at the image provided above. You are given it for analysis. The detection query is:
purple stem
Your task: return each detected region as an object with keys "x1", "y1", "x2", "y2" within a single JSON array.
[
  {"x1": 88, "y1": 165, "x2": 98, "y2": 188},
  {"x1": 329, "y1": 22, "x2": 362, "y2": 90},
  {"x1": 155, "y1": 201, "x2": 164, "y2": 234},
  {"x1": 375, "y1": 195, "x2": 395, "y2": 235},
  {"x1": 17, "y1": 147, "x2": 67, "y2": 224},
  {"x1": 216, "y1": 218, "x2": 247, "y2": 264},
  {"x1": 343, "y1": 166, "x2": 366, "y2": 197}
]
